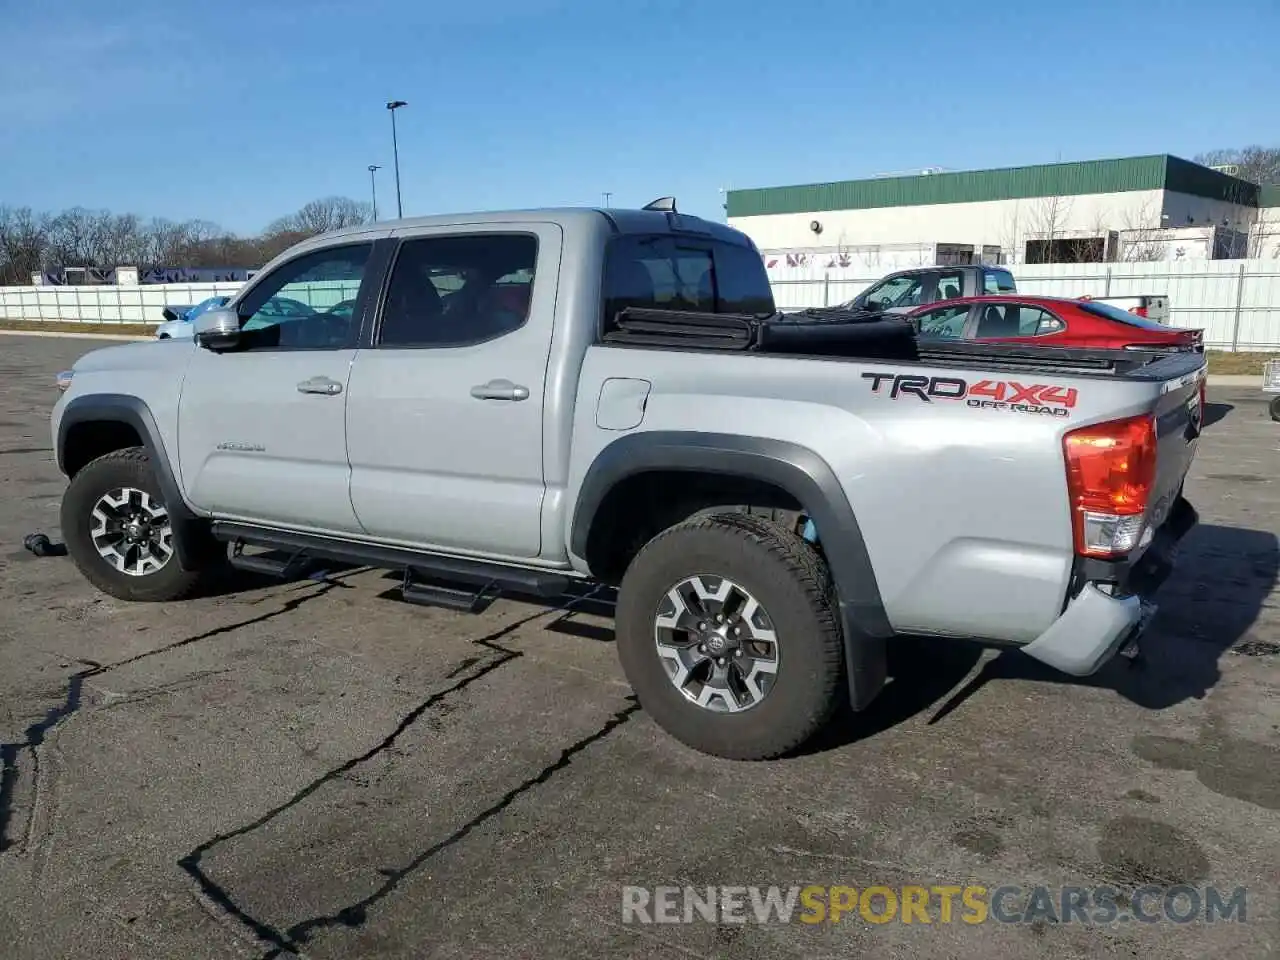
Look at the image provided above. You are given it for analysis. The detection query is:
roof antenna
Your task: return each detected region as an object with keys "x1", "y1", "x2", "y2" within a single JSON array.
[{"x1": 642, "y1": 196, "x2": 677, "y2": 212}]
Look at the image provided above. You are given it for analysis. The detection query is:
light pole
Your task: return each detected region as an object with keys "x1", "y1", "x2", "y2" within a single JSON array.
[
  {"x1": 367, "y1": 164, "x2": 381, "y2": 221},
  {"x1": 386, "y1": 100, "x2": 407, "y2": 217},
  {"x1": 602, "y1": 191, "x2": 612, "y2": 208}
]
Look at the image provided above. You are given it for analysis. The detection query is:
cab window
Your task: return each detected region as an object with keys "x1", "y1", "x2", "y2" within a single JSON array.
[{"x1": 860, "y1": 275, "x2": 924, "y2": 310}]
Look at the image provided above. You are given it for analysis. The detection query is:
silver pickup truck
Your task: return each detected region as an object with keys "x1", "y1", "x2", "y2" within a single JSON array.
[{"x1": 50, "y1": 201, "x2": 1206, "y2": 760}]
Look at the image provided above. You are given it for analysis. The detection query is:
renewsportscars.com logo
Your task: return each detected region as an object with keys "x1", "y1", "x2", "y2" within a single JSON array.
[{"x1": 862, "y1": 372, "x2": 1079, "y2": 418}]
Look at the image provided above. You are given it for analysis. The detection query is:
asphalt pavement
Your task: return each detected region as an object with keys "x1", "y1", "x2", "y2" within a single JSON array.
[{"x1": 0, "y1": 336, "x2": 1277, "y2": 959}]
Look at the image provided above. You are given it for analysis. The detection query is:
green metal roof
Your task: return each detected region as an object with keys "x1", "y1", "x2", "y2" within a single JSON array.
[
  {"x1": 1259, "y1": 184, "x2": 1280, "y2": 208},
  {"x1": 726, "y1": 155, "x2": 1260, "y2": 218}
]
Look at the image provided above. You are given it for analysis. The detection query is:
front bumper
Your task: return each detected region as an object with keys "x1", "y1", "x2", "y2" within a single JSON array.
[{"x1": 1021, "y1": 497, "x2": 1198, "y2": 676}]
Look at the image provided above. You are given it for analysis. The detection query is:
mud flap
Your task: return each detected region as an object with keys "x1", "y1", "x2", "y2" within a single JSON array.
[{"x1": 840, "y1": 601, "x2": 888, "y2": 710}]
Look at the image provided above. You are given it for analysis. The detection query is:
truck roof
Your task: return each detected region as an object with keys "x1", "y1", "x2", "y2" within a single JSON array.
[{"x1": 309, "y1": 206, "x2": 755, "y2": 247}]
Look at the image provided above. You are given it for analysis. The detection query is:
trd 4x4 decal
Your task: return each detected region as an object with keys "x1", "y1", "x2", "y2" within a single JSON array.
[{"x1": 861, "y1": 373, "x2": 1077, "y2": 418}]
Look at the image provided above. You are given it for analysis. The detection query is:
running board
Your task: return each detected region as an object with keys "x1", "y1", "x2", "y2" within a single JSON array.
[{"x1": 212, "y1": 522, "x2": 572, "y2": 607}]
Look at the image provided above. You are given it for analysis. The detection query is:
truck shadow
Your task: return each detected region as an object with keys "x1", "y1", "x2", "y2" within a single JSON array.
[
  {"x1": 925, "y1": 521, "x2": 1280, "y2": 724},
  {"x1": 796, "y1": 521, "x2": 1278, "y2": 755},
  {"x1": 1202, "y1": 402, "x2": 1234, "y2": 428}
]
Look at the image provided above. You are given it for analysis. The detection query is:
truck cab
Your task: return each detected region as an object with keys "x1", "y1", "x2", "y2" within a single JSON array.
[{"x1": 847, "y1": 264, "x2": 1016, "y2": 314}]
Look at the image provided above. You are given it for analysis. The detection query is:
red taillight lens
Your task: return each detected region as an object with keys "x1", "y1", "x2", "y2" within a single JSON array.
[
  {"x1": 1063, "y1": 414, "x2": 1157, "y2": 558},
  {"x1": 1129, "y1": 305, "x2": 1148, "y2": 318}
]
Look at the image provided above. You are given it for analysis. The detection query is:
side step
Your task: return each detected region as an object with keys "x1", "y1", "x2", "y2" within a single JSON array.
[
  {"x1": 228, "y1": 542, "x2": 311, "y2": 579},
  {"x1": 213, "y1": 521, "x2": 572, "y2": 611},
  {"x1": 401, "y1": 569, "x2": 501, "y2": 613}
]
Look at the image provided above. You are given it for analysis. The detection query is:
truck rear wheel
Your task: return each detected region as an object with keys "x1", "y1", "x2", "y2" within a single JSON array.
[
  {"x1": 615, "y1": 513, "x2": 844, "y2": 760},
  {"x1": 61, "y1": 447, "x2": 222, "y2": 602}
]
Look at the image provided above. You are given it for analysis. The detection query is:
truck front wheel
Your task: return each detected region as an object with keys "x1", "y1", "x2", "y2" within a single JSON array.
[
  {"x1": 615, "y1": 513, "x2": 844, "y2": 760},
  {"x1": 61, "y1": 447, "x2": 223, "y2": 602}
]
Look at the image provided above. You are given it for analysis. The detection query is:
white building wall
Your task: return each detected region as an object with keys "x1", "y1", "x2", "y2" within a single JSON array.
[
  {"x1": 1253, "y1": 205, "x2": 1280, "y2": 259},
  {"x1": 729, "y1": 189, "x2": 1167, "y2": 260}
]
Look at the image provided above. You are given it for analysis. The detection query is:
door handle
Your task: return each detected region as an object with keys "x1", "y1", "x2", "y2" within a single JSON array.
[
  {"x1": 297, "y1": 376, "x2": 343, "y2": 396},
  {"x1": 470, "y1": 379, "x2": 530, "y2": 401}
]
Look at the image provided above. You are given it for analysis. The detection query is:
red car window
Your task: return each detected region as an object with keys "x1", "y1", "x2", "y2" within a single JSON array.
[
  {"x1": 1077, "y1": 300, "x2": 1170, "y2": 331},
  {"x1": 973, "y1": 303, "x2": 1064, "y2": 338}
]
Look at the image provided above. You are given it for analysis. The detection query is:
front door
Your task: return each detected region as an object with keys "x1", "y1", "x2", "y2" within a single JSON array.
[
  {"x1": 344, "y1": 224, "x2": 561, "y2": 560},
  {"x1": 176, "y1": 241, "x2": 378, "y2": 535}
]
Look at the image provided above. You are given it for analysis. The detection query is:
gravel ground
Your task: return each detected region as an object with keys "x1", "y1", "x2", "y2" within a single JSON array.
[{"x1": 0, "y1": 335, "x2": 1277, "y2": 959}]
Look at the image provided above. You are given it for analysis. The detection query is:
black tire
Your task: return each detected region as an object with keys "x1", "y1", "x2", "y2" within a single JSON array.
[
  {"x1": 61, "y1": 446, "x2": 221, "y2": 602},
  {"x1": 1269, "y1": 396, "x2": 1280, "y2": 423},
  {"x1": 615, "y1": 513, "x2": 844, "y2": 760}
]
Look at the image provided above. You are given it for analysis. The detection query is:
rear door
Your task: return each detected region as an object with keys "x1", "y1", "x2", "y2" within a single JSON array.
[{"x1": 343, "y1": 223, "x2": 561, "y2": 560}]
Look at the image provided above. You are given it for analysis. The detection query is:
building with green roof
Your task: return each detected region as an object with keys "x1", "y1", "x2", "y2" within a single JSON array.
[{"x1": 726, "y1": 155, "x2": 1277, "y2": 266}]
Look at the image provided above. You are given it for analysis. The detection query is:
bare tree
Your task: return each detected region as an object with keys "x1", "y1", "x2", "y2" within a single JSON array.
[
  {"x1": 0, "y1": 195, "x2": 378, "y2": 278},
  {"x1": 267, "y1": 197, "x2": 371, "y2": 237},
  {"x1": 1194, "y1": 145, "x2": 1280, "y2": 186},
  {"x1": 1023, "y1": 194, "x2": 1080, "y2": 263},
  {"x1": 0, "y1": 206, "x2": 49, "y2": 284},
  {"x1": 1119, "y1": 199, "x2": 1167, "y2": 262},
  {"x1": 999, "y1": 201, "x2": 1023, "y2": 265}
]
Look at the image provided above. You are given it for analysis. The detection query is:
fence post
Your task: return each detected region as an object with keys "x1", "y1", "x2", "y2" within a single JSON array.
[
  {"x1": 823, "y1": 274, "x2": 830, "y2": 307},
  {"x1": 1104, "y1": 265, "x2": 1112, "y2": 297},
  {"x1": 1229, "y1": 262, "x2": 1247, "y2": 352}
]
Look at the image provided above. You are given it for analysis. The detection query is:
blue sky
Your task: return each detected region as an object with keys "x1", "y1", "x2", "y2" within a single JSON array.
[{"x1": 2, "y1": 0, "x2": 1276, "y2": 234}]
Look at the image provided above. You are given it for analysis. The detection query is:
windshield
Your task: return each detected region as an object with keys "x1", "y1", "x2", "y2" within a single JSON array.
[{"x1": 1078, "y1": 300, "x2": 1172, "y2": 331}]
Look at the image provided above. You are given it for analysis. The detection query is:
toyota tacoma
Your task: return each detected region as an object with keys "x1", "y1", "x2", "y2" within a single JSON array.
[{"x1": 50, "y1": 200, "x2": 1205, "y2": 760}]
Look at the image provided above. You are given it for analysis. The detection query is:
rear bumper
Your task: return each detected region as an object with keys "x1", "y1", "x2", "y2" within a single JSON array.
[{"x1": 1021, "y1": 497, "x2": 1198, "y2": 676}]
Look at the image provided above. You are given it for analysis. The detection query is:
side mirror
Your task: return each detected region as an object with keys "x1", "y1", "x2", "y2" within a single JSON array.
[{"x1": 193, "y1": 308, "x2": 242, "y2": 352}]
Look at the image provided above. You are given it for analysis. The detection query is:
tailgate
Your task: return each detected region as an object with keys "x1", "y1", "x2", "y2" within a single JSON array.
[{"x1": 1145, "y1": 363, "x2": 1204, "y2": 537}]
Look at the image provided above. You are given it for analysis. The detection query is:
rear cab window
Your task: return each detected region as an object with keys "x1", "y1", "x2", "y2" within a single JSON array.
[
  {"x1": 983, "y1": 268, "x2": 1017, "y2": 294},
  {"x1": 602, "y1": 235, "x2": 774, "y2": 332}
]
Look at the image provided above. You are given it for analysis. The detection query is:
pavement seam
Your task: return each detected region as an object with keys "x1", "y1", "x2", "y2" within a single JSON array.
[
  {"x1": 174, "y1": 588, "x2": 643, "y2": 959},
  {"x1": 0, "y1": 580, "x2": 343, "y2": 855}
]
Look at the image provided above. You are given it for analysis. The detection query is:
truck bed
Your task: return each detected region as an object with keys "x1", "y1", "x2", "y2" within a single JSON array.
[
  {"x1": 582, "y1": 305, "x2": 1205, "y2": 649},
  {"x1": 602, "y1": 306, "x2": 1207, "y2": 381}
]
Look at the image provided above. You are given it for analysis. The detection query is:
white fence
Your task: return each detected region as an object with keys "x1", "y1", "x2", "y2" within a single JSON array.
[
  {"x1": 3, "y1": 258, "x2": 1280, "y2": 351},
  {"x1": 0, "y1": 281, "x2": 246, "y2": 325},
  {"x1": 769, "y1": 258, "x2": 1280, "y2": 351},
  {"x1": 0, "y1": 280, "x2": 364, "y2": 326}
]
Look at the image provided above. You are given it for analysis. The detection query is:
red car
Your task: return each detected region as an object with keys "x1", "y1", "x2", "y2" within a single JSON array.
[{"x1": 907, "y1": 294, "x2": 1203, "y2": 353}]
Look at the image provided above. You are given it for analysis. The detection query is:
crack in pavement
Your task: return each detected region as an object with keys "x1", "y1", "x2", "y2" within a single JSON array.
[
  {"x1": 176, "y1": 590, "x2": 637, "y2": 959},
  {"x1": 260, "y1": 698, "x2": 639, "y2": 959},
  {"x1": 0, "y1": 579, "x2": 343, "y2": 854}
]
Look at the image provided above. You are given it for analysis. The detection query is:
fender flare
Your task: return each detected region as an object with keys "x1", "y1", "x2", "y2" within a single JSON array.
[
  {"x1": 570, "y1": 431, "x2": 890, "y2": 709},
  {"x1": 58, "y1": 394, "x2": 209, "y2": 567}
]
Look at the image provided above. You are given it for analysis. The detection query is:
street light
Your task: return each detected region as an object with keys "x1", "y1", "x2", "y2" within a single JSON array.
[
  {"x1": 367, "y1": 164, "x2": 381, "y2": 221},
  {"x1": 385, "y1": 100, "x2": 407, "y2": 218}
]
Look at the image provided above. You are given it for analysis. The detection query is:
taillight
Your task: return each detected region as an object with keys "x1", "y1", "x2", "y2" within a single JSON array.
[
  {"x1": 1129, "y1": 305, "x2": 1148, "y2": 318},
  {"x1": 1063, "y1": 414, "x2": 1157, "y2": 558}
]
